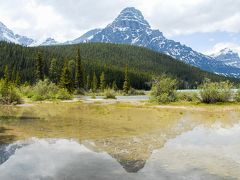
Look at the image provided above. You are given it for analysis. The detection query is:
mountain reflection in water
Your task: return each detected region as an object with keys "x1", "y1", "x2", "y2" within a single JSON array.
[
  {"x1": 0, "y1": 123, "x2": 240, "y2": 180},
  {"x1": 0, "y1": 103, "x2": 240, "y2": 179}
]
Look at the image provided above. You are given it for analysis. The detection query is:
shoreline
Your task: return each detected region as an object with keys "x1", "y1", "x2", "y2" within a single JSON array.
[{"x1": 12, "y1": 96, "x2": 240, "y2": 112}]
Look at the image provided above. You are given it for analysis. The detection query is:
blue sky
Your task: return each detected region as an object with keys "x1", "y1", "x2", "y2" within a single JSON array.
[
  {"x1": 170, "y1": 32, "x2": 240, "y2": 55},
  {"x1": 0, "y1": 0, "x2": 239, "y2": 55}
]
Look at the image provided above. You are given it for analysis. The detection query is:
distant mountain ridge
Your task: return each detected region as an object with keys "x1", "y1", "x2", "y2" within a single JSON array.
[
  {"x1": 0, "y1": 21, "x2": 59, "y2": 47},
  {"x1": 40, "y1": 38, "x2": 59, "y2": 46},
  {"x1": 70, "y1": 29, "x2": 102, "y2": 44},
  {"x1": 0, "y1": 21, "x2": 34, "y2": 46},
  {"x1": 211, "y1": 48, "x2": 240, "y2": 68},
  {"x1": 1, "y1": 7, "x2": 240, "y2": 77}
]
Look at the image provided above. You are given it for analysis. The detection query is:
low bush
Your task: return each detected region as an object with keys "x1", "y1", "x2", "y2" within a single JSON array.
[
  {"x1": 234, "y1": 89, "x2": 240, "y2": 102},
  {"x1": 91, "y1": 93, "x2": 96, "y2": 99},
  {"x1": 20, "y1": 84, "x2": 34, "y2": 98},
  {"x1": 0, "y1": 80, "x2": 22, "y2": 105},
  {"x1": 55, "y1": 88, "x2": 73, "y2": 100},
  {"x1": 74, "y1": 88, "x2": 85, "y2": 95},
  {"x1": 104, "y1": 88, "x2": 116, "y2": 99},
  {"x1": 150, "y1": 75, "x2": 178, "y2": 104},
  {"x1": 128, "y1": 88, "x2": 145, "y2": 95},
  {"x1": 30, "y1": 80, "x2": 72, "y2": 101},
  {"x1": 177, "y1": 92, "x2": 199, "y2": 102},
  {"x1": 199, "y1": 79, "x2": 233, "y2": 103}
]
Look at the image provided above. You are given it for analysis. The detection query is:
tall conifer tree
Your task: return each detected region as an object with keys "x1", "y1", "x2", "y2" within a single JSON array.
[
  {"x1": 86, "y1": 75, "x2": 90, "y2": 90},
  {"x1": 15, "y1": 71, "x2": 21, "y2": 86},
  {"x1": 112, "y1": 81, "x2": 118, "y2": 91},
  {"x1": 123, "y1": 64, "x2": 130, "y2": 94},
  {"x1": 49, "y1": 58, "x2": 58, "y2": 83},
  {"x1": 60, "y1": 61, "x2": 72, "y2": 92},
  {"x1": 4, "y1": 66, "x2": 9, "y2": 84},
  {"x1": 92, "y1": 72, "x2": 98, "y2": 93},
  {"x1": 100, "y1": 72, "x2": 106, "y2": 92},
  {"x1": 75, "y1": 48, "x2": 84, "y2": 89},
  {"x1": 36, "y1": 52, "x2": 44, "y2": 81}
]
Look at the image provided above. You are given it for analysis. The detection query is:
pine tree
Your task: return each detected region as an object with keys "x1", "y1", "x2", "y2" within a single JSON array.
[
  {"x1": 75, "y1": 48, "x2": 84, "y2": 89},
  {"x1": 60, "y1": 61, "x2": 72, "y2": 92},
  {"x1": 86, "y1": 75, "x2": 90, "y2": 90},
  {"x1": 68, "y1": 60, "x2": 75, "y2": 89},
  {"x1": 15, "y1": 71, "x2": 21, "y2": 86},
  {"x1": 36, "y1": 52, "x2": 44, "y2": 81},
  {"x1": 49, "y1": 58, "x2": 58, "y2": 83},
  {"x1": 2, "y1": 66, "x2": 10, "y2": 95},
  {"x1": 11, "y1": 69, "x2": 15, "y2": 82},
  {"x1": 112, "y1": 81, "x2": 118, "y2": 91},
  {"x1": 4, "y1": 66, "x2": 9, "y2": 84},
  {"x1": 100, "y1": 72, "x2": 106, "y2": 92},
  {"x1": 92, "y1": 72, "x2": 98, "y2": 93},
  {"x1": 123, "y1": 64, "x2": 130, "y2": 94}
]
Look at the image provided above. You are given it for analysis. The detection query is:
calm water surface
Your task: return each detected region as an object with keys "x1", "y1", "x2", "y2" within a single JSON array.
[{"x1": 0, "y1": 102, "x2": 240, "y2": 180}]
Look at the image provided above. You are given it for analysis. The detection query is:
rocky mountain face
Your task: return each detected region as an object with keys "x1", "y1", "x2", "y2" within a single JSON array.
[
  {"x1": 0, "y1": 22, "x2": 59, "y2": 47},
  {"x1": 73, "y1": 7, "x2": 240, "y2": 77},
  {"x1": 69, "y1": 29, "x2": 102, "y2": 44},
  {"x1": 211, "y1": 48, "x2": 240, "y2": 68},
  {"x1": 0, "y1": 21, "x2": 34, "y2": 46},
  {"x1": 1, "y1": 8, "x2": 240, "y2": 77},
  {"x1": 40, "y1": 37, "x2": 59, "y2": 46}
]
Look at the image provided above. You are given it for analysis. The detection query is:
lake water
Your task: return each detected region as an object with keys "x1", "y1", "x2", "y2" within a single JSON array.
[
  {"x1": 78, "y1": 95, "x2": 149, "y2": 102},
  {"x1": 0, "y1": 102, "x2": 240, "y2": 180}
]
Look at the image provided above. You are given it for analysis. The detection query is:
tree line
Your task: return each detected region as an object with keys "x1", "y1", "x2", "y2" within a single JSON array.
[
  {"x1": 35, "y1": 47, "x2": 130, "y2": 93},
  {"x1": 0, "y1": 41, "x2": 238, "y2": 90}
]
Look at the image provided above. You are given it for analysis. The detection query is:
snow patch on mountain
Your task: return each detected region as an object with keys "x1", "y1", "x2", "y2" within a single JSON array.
[
  {"x1": 74, "y1": 7, "x2": 240, "y2": 77},
  {"x1": 211, "y1": 48, "x2": 240, "y2": 68},
  {"x1": 0, "y1": 21, "x2": 34, "y2": 46},
  {"x1": 40, "y1": 37, "x2": 59, "y2": 46},
  {"x1": 69, "y1": 29, "x2": 102, "y2": 44}
]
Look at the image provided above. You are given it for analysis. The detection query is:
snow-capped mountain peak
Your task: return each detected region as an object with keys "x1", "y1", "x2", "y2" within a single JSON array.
[
  {"x1": 0, "y1": 21, "x2": 10, "y2": 31},
  {"x1": 211, "y1": 48, "x2": 240, "y2": 68},
  {"x1": 212, "y1": 48, "x2": 238, "y2": 57},
  {"x1": 0, "y1": 21, "x2": 34, "y2": 46},
  {"x1": 70, "y1": 29, "x2": 102, "y2": 44},
  {"x1": 72, "y1": 7, "x2": 240, "y2": 77},
  {"x1": 40, "y1": 37, "x2": 58, "y2": 46},
  {"x1": 0, "y1": 21, "x2": 18, "y2": 44},
  {"x1": 110, "y1": 7, "x2": 151, "y2": 29}
]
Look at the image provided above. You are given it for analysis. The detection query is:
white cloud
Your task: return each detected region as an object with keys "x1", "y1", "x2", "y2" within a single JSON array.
[
  {"x1": 205, "y1": 42, "x2": 240, "y2": 55},
  {"x1": 0, "y1": 0, "x2": 84, "y2": 41},
  {"x1": 143, "y1": 0, "x2": 240, "y2": 36},
  {"x1": 0, "y1": 0, "x2": 240, "y2": 42},
  {"x1": 209, "y1": 38, "x2": 215, "y2": 42}
]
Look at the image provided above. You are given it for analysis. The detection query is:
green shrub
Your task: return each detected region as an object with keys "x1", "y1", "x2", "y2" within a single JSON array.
[
  {"x1": 90, "y1": 93, "x2": 96, "y2": 99},
  {"x1": 199, "y1": 79, "x2": 233, "y2": 103},
  {"x1": 177, "y1": 92, "x2": 199, "y2": 102},
  {"x1": 31, "y1": 80, "x2": 72, "y2": 101},
  {"x1": 56, "y1": 88, "x2": 73, "y2": 100},
  {"x1": 128, "y1": 88, "x2": 145, "y2": 95},
  {"x1": 20, "y1": 84, "x2": 34, "y2": 98},
  {"x1": 150, "y1": 75, "x2": 178, "y2": 104},
  {"x1": 0, "y1": 80, "x2": 22, "y2": 105},
  {"x1": 235, "y1": 92, "x2": 240, "y2": 102},
  {"x1": 234, "y1": 88, "x2": 240, "y2": 102},
  {"x1": 74, "y1": 88, "x2": 85, "y2": 95},
  {"x1": 104, "y1": 88, "x2": 116, "y2": 99}
]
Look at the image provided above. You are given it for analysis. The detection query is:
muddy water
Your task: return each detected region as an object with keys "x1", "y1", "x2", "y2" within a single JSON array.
[{"x1": 0, "y1": 102, "x2": 240, "y2": 180}]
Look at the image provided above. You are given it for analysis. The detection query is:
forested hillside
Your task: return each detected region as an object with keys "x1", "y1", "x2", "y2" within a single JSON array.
[{"x1": 0, "y1": 42, "x2": 238, "y2": 89}]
